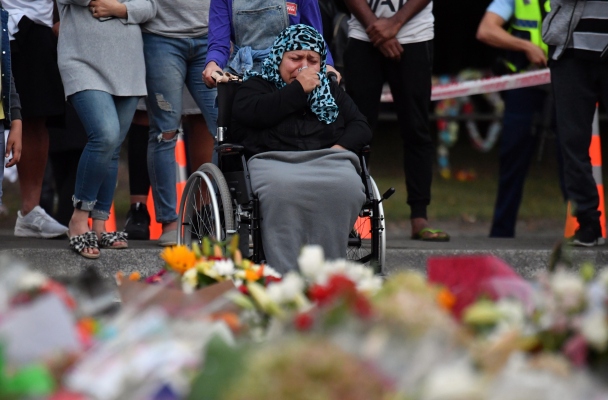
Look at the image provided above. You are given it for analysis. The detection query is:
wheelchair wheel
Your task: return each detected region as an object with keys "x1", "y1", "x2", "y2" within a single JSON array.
[
  {"x1": 177, "y1": 163, "x2": 235, "y2": 247},
  {"x1": 347, "y1": 176, "x2": 386, "y2": 272}
]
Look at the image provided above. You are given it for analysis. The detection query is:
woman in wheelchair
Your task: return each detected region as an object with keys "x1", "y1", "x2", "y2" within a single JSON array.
[{"x1": 230, "y1": 24, "x2": 372, "y2": 272}]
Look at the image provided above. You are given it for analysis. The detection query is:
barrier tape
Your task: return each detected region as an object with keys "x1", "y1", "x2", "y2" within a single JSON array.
[{"x1": 380, "y1": 69, "x2": 551, "y2": 102}]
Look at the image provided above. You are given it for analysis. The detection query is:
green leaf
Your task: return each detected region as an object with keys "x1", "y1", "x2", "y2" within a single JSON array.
[{"x1": 186, "y1": 336, "x2": 246, "y2": 400}]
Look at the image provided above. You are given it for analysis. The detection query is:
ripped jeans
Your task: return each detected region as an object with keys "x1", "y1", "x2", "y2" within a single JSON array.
[{"x1": 143, "y1": 33, "x2": 218, "y2": 224}]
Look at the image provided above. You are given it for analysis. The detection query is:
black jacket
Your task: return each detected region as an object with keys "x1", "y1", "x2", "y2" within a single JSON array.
[{"x1": 231, "y1": 76, "x2": 371, "y2": 158}]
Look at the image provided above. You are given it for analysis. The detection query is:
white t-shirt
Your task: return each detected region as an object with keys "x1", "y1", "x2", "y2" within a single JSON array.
[
  {"x1": 348, "y1": 0, "x2": 434, "y2": 44},
  {"x1": 3, "y1": 0, "x2": 54, "y2": 40}
]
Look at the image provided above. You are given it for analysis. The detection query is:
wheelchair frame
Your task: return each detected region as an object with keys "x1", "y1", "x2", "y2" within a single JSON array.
[{"x1": 176, "y1": 74, "x2": 391, "y2": 274}]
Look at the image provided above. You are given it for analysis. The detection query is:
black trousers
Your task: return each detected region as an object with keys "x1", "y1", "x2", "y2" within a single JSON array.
[
  {"x1": 550, "y1": 56, "x2": 608, "y2": 226},
  {"x1": 344, "y1": 38, "x2": 434, "y2": 219}
]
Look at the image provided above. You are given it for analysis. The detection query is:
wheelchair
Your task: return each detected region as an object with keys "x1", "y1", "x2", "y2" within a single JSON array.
[{"x1": 176, "y1": 72, "x2": 393, "y2": 274}]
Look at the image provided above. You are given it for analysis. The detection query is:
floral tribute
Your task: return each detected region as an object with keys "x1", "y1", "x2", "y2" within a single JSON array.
[{"x1": 159, "y1": 236, "x2": 282, "y2": 294}]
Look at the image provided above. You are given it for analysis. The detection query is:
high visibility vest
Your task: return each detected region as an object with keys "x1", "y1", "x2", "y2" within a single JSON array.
[{"x1": 504, "y1": 0, "x2": 549, "y2": 72}]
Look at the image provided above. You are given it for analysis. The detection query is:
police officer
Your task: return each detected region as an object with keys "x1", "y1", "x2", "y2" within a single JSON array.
[{"x1": 477, "y1": 0, "x2": 565, "y2": 238}]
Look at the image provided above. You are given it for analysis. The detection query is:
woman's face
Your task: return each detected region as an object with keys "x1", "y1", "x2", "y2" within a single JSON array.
[{"x1": 279, "y1": 50, "x2": 321, "y2": 83}]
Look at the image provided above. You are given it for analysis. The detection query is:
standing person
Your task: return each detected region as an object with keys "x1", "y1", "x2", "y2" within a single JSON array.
[
  {"x1": 4, "y1": 0, "x2": 69, "y2": 238},
  {"x1": 57, "y1": 0, "x2": 156, "y2": 258},
  {"x1": 202, "y1": 0, "x2": 340, "y2": 86},
  {"x1": 142, "y1": 0, "x2": 218, "y2": 247},
  {"x1": 0, "y1": 0, "x2": 22, "y2": 208},
  {"x1": 343, "y1": 0, "x2": 449, "y2": 242},
  {"x1": 476, "y1": 0, "x2": 565, "y2": 238},
  {"x1": 542, "y1": 0, "x2": 608, "y2": 247}
]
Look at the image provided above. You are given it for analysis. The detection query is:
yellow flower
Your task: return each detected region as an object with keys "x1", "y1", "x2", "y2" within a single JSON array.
[
  {"x1": 245, "y1": 265, "x2": 264, "y2": 282},
  {"x1": 161, "y1": 245, "x2": 197, "y2": 275}
]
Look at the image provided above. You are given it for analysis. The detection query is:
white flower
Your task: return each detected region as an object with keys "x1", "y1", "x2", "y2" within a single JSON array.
[
  {"x1": 181, "y1": 268, "x2": 198, "y2": 294},
  {"x1": 550, "y1": 270, "x2": 585, "y2": 311},
  {"x1": 262, "y1": 265, "x2": 281, "y2": 279},
  {"x1": 211, "y1": 259, "x2": 235, "y2": 276},
  {"x1": 266, "y1": 272, "x2": 305, "y2": 304},
  {"x1": 495, "y1": 298, "x2": 526, "y2": 332},
  {"x1": 581, "y1": 311, "x2": 608, "y2": 352},
  {"x1": 356, "y1": 276, "x2": 383, "y2": 295},
  {"x1": 297, "y1": 245, "x2": 325, "y2": 278}
]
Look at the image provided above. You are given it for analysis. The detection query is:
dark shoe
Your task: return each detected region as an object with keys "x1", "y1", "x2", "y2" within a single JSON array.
[
  {"x1": 124, "y1": 202, "x2": 150, "y2": 240},
  {"x1": 572, "y1": 223, "x2": 605, "y2": 247}
]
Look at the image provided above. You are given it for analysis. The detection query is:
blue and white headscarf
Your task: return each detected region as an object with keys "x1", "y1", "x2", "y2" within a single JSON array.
[{"x1": 244, "y1": 24, "x2": 339, "y2": 124}]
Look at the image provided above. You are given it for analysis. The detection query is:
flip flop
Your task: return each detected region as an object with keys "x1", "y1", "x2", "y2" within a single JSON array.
[
  {"x1": 99, "y1": 231, "x2": 129, "y2": 249},
  {"x1": 411, "y1": 228, "x2": 450, "y2": 242}
]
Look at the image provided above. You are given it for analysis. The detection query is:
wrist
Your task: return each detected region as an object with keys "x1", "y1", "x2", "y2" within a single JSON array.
[{"x1": 113, "y1": 2, "x2": 127, "y2": 18}]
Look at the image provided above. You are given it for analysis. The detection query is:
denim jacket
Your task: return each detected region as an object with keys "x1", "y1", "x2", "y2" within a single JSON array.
[
  {"x1": 541, "y1": 0, "x2": 587, "y2": 60},
  {"x1": 0, "y1": 6, "x2": 21, "y2": 126}
]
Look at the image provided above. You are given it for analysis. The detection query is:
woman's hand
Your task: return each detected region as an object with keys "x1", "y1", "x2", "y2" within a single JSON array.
[
  {"x1": 203, "y1": 61, "x2": 222, "y2": 87},
  {"x1": 331, "y1": 144, "x2": 346, "y2": 151},
  {"x1": 90, "y1": 0, "x2": 127, "y2": 19},
  {"x1": 5, "y1": 119, "x2": 22, "y2": 167},
  {"x1": 295, "y1": 67, "x2": 320, "y2": 93}
]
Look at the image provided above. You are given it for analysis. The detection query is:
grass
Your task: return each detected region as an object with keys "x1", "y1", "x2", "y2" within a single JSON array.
[{"x1": 370, "y1": 119, "x2": 568, "y2": 224}]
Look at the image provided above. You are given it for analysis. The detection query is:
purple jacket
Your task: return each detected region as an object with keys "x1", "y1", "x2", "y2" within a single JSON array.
[{"x1": 207, "y1": 0, "x2": 334, "y2": 68}]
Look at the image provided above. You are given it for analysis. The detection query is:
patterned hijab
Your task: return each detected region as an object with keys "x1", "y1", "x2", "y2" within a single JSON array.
[{"x1": 244, "y1": 24, "x2": 339, "y2": 124}]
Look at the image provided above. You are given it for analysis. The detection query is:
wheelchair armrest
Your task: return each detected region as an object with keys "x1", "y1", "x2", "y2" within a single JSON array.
[{"x1": 217, "y1": 143, "x2": 245, "y2": 155}]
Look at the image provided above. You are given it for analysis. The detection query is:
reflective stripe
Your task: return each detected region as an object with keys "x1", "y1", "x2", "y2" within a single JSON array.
[
  {"x1": 568, "y1": 32, "x2": 608, "y2": 52},
  {"x1": 582, "y1": 1, "x2": 608, "y2": 19},
  {"x1": 593, "y1": 166, "x2": 603, "y2": 185},
  {"x1": 512, "y1": 18, "x2": 539, "y2": 28}
]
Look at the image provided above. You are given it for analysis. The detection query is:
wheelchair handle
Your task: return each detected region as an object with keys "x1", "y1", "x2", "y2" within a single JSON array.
[{"x1": 327, "y1": 71, "x2": 338, "y2": 83}]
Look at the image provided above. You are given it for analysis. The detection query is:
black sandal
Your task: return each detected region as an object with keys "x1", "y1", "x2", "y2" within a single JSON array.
[
  {"x1": 99, "y1": 231, "x2": 128, "y2": 249},
  {"x1": 69, "y1": 231, "x2": 100, "y2": 259}
]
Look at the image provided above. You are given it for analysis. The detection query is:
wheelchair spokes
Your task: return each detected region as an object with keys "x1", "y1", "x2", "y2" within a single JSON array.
[{"x1": 177, "y1": 163, "x2": 235, "y2": 247}]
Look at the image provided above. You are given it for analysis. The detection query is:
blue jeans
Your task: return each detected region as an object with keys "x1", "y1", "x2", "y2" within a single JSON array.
[
  {"x1": 143, "y1": 33, "x2": 218, "y2": 224},
  {"x1": 70, "y1": 90, "x2": 139, "y2": 220}
]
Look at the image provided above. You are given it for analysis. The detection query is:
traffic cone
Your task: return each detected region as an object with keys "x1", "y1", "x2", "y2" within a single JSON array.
[
  {"x1": 355, "y1": 216, "x2": 372, "y2": 239},
  {"x1": 148, "y1": 130, "x2": 188, "y2": 240},
  {"x1": 564, "y1": 106, "x2": 606, "y2": 238}
]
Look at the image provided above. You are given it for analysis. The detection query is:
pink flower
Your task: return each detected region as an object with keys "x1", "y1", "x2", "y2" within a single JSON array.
[{"x1": 563, "y1": 334, "x2": 588, "y2": 367}]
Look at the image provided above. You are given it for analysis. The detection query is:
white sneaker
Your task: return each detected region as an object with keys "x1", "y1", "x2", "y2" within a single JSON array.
[{"x1": 14, "y1": 206, "x2": 69, "y2": 238}]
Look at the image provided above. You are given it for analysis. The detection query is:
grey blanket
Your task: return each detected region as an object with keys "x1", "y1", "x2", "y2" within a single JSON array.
[{"x1": 248, "y1": 149, "x2": 366, "y2": 273}]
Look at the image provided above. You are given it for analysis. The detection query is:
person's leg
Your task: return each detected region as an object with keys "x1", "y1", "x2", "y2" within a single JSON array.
[
  {"x1": 490, "y1": 87, "x2": 546, "y2": 237},
  {"x1": 89, "y1": 95, "x2": 140, "y2": 244},
  {"x1": 551, "y1": 56, "x2": 601, "y2": 243},
  {"x1": 385, "y1": 40, "x2": 444, "y2": 239},
  {"x1": 125, "y1": 109, "x2": 152, "y2": 240},
  {"x1": 11, "y1": 21, "x2": 66, "y2": 237},
  {"x1": 50, "y1": 149, "x2": 81, "y2": 227},
  {"x1": 144, "y1": 34, "x2": 188, "y2": 240},
  {"x1": 17, "y1": 117, "x2": 49, "y2": 215},
  {"x1": 68, "y1": 90, "x2": 125, "y2": 255},
  {"x1": 185, "y1": 34, "x2": 219, "y2": 166}
]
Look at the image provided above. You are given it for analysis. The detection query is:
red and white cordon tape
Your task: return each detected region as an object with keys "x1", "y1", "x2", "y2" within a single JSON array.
[{"x1": 380, "y1": 68, "x2": 551, "y2": 102}]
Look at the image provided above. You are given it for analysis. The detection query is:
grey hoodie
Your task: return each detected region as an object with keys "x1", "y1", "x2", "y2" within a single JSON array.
[{"x1": 541, "y1": 0, "x2": 588, "y2": 60}]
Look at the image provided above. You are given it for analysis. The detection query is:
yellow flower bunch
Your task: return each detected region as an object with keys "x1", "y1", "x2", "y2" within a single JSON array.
[{"x1": 160, "y1": 245, "x2": 197, "y2": 275}]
